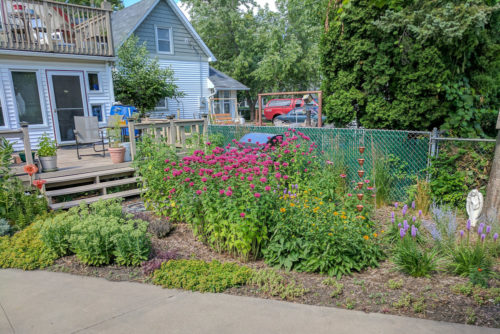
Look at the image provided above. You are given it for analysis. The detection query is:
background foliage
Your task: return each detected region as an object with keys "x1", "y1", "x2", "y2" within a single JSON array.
[{"x1": 321, "y1": 0, "x2": 500, "y2": 137}]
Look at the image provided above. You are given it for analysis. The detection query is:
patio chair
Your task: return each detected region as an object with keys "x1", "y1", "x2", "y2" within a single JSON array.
[{"x1": 73, "y1": 116, "x2": 106, "y2": 160}]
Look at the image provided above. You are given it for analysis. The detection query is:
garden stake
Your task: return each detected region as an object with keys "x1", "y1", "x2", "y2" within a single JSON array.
[
  {"x1": 358, "y1": 170, "x2": 364, "y2": 178},
  {"x1": 359, "y1": 146, "x2": 365, "y2": 154},
  {"x1": 357, "y1": 182, "x2": 363, "y2": 189},
  {"x1": 357, "y1": 193, "x2": 364, "y2": 200},
  {"x1": 358, "y1": 158, "x2": 365, "y2": 166},
  {"x1": 356, "y1": 204, "x2": 364, "y2": 212}
]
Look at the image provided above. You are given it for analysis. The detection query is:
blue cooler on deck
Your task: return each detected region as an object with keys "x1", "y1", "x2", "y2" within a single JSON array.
[{"x1": 109, "y1": 105, "x2": 139, "y2": 136}]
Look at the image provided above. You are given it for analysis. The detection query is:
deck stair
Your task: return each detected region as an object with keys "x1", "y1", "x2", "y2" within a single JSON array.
[{"x1": 37, "y1": 163, "x2": 142, "y2": 210}]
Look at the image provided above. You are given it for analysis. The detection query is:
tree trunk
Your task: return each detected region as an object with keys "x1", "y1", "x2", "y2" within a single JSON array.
[
  {"x1": 484, "y1": 112, "x2": 500, "y2": 221},
  {"x1": 247, "y1": 97, "x2": 256, "y2": 122}
]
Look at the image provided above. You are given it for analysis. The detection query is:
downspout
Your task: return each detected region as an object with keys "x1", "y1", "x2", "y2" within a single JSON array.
[{"x1": 189, "y1": 40, "x2": 204, "y2": 118}]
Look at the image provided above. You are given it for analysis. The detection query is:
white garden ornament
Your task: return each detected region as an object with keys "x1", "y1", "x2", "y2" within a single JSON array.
[{"x1": 466, "y1": 189, "x2": 483, "y2": 227}]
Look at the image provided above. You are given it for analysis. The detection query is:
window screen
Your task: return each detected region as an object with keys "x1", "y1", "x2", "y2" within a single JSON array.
[
  {"x1": 88, "y1": 73, "x2": 99, "y2": 91},
  {"x1": 156, "y1": 27, "x2": 172, "y2": 53},
  {"x1": 12, "y1": 71, "x2": 43, "y2": 125}
]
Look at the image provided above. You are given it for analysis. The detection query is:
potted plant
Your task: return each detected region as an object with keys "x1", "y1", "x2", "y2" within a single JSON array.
[
  {"x1": 38, "y1": 134, "x2": 57, "y2": 171},
  {"x1": 108, "y1": 115, "x2": 125, "y2": 164}
]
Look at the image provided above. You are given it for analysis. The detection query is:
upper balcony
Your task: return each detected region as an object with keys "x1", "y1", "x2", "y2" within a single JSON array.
[{"x1": 0, "y1": 0, "x2": 114, "y2": 57}]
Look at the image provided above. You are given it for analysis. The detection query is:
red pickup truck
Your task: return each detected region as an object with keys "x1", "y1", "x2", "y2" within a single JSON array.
[{"x1": 263, "y1": 98, "x2": 318, "y2": 124}]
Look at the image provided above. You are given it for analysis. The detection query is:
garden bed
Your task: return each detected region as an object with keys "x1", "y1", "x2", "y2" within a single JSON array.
[{"x1": 46, "y1": 200, "x2": 500, "y2": 329}]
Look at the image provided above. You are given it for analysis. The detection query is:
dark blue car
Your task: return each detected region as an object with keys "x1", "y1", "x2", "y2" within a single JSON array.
[{"x1": 275, "y1": 107, "x2": 326, "y2": 126}]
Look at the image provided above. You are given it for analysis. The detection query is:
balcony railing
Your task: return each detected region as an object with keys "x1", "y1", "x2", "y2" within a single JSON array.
[{"x1": 0, "y1": 0, "x2": 113, "y2": 56}]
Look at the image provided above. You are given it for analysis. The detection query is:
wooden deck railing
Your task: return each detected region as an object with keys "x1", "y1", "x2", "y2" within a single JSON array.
[
  {"x1": 0, "y1": 0, "x2": 113, "y2": 56},
  {"x1": 127, "y1": 118, "x2": 208, "y2": 160},
  {"x1": 0, "y1": 122, "x2": 33, "y2": 165}
]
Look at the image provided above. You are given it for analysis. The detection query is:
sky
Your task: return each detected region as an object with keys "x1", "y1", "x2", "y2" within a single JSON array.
[{"x1": 122, "y1": 0, "x2": 277, "y2": 16}]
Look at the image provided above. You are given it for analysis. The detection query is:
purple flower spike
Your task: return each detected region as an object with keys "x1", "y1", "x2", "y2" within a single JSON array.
[
  {"x1": 478, "y1": 224, "x2": 484, "y2": 235},
  {"x1": 391, "y1": 211, "x2": 395, "y2": 219},
  {"x1": 466, "y1": 219, "x2": 471, "y2": 231},
  {"x1": 459, "y1": 230, "x2": 464, "y2": 238},
  {"x1": 391, "y1": 217, "x2": 395, "y2": 224},
  {"x1": 411, "y1": 225, "x2": 417, "y2": 238},
  {"x1": 494, "y1": 233, "x2": 499, "y2": 242},
  {"x1": 412, "y1": 216, "x2": 417, "y2": 223},
  {"x1": 395, "y1": 202, "x2": 399, "y2": 209},
  {"x1": 400, "y1": 228, "x2": 406, "y2": 239},
  {"x1": 398, "y1": 223, "x2": 402, "y2": 229},
  {"x1": 480, "y1": 234, "x2": 486, "y2": 242},
  {"x1": 418, "y1": 210, "x2": 422, "y2": 217},
  {"x1": 402, "y1": 205, "x2": 408, "y2": 216},
  {"x1": 411, "y1": 201, "x2": 416, "y2": 209},
  {"x1": 403, "y1": 220, "x2": 409, "y2": 231},
  {"x1": 486, "y1": 225, "x2": 491, "y2": 234}
]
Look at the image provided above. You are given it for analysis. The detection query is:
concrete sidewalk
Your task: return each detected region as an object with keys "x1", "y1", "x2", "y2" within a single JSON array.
[{"x1": 0, "y1": 270, "x2": 498, "y2": 334}]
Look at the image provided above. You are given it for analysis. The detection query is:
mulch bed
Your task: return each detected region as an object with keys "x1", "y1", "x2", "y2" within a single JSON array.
[{"x1": 47, "y1": 198, "x2": 500, "y2": 328}]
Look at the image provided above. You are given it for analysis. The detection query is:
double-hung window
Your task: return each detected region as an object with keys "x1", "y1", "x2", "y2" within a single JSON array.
[
  {"x1": 156, "y1": 27, "x2": 173, "y2": 54},
  {"x1": 11, "y1": 71, "x2": 44, "y2": 125}
]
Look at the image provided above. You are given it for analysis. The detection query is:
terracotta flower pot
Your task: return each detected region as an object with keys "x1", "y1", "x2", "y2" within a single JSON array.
[
  {"x1": 356, "y1": 204, "x2": 364, "y2": 212},
  {"x1": 358, "y1": 170, "x2": 365, "y2": 178},
  {"x1": 357, "y1": 181, "x2": 363, "y2": 189},
  {"x1": 359, "y1": 146, "x2": 365, "y2": 154},
  {"x1": 358, "y1": 158, "x2": 365, "y2": 166},
  {"x1": 357, "y1": 193, "x2": 364, "y2": 200},
  {"x1": 109, "y1": 146, "x2": 125, "y2": 164}
]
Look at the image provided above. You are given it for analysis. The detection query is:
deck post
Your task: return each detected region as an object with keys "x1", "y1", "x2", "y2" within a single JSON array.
[
  {"x1": 20, "y1": 122, "x2": 33, "y2": 165},
  {"x1": 169, "y1": 117, "x2": 176, "y2": 146},
  {"x1": 127, "y1": 118, "x2": 136, "y2": 160},
  {"x1": 202, "y1": 114, "x2": 208, "y2": 141}
]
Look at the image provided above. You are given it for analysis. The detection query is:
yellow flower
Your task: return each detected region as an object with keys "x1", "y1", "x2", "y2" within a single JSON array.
[
  {"x1": 290, "y1": 203, "x2": 296, "y2": 207},
  {"x1": 170, "y1": 202, "x2": 176, "y2": 207},
  {"x1": 373, "y1": 233, "x2": 378, "y2": 238},
  {"x1": 334, "y1": 212, "x2": 339, "y2": 216},
  {"x1": 363, "y1": 235, "x2": 369, "y2": 240},
  {"x1": 341, "y1": 211, "x2": 346, "y2": 215},
  {"x1": 341, "y1": 215, "x2": 347, "y2": 219},
  {"x1": 280, "y1": 208, "x2": 286, "y2": 213},
  {"x1": 381, "y1": 230, "x2": 385, "y2": 233},
  {"x1": 328, "y1": 232, "x2": 333, "y2": 236},
  {"x1": 312, "y1": 223, "x2": 315, "y2": 227},
  {"x1": 319, "y1": 201, "x2": 324, "y2": 205}
]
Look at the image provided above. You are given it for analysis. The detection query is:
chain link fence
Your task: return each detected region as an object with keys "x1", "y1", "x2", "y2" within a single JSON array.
[{"x1": 208, "y1": 125, "x2": 431, "y2": 200}]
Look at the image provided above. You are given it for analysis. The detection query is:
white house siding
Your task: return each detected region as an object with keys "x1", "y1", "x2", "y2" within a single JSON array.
[
  {"x1": 159, "y1": 59, "x2": 209, "y2": 119},
  {"x1": 0, "y1": 55, "x2": 114, "y2": 151}
]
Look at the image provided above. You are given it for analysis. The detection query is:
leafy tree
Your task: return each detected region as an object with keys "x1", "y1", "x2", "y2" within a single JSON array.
[
  {"x1": 321, "y1": 0, "x2": 500, "y2": 137},
  {"x1": 182, "y1": 0, "x2": 323, "y2": 119},
  {"x1": 113, "y1": 35, "x2": 182, "y2": 116}
]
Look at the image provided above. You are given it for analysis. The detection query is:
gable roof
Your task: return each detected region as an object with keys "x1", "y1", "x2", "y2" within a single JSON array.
[
  {"x1": 111, "y1": 0, "x2": 216, "y2": 61},
  {"x1": 209, "y1": 67, "x2": 249, "y2": 91}
]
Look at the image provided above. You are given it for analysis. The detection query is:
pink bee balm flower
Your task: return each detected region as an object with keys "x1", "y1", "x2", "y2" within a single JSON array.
[
  {"x1": 219, "y1": 189, "x2": 225, "y2": 195},
  {"x1": 201, "y1": 177, "x2": 207, "y2": 182},
  {"x1": 169, "y1": 188, "x2": 176, "y2": 193},
  {"x1": 275, "y1": 173, "x2": 281, "y2": 179},
  {"x1": 196, "y1": 190, "x2": 202, "y2": 195},
  {"x1": 250, "y1": 184, "x2": 255, "y2": 189},
  {"x1": 247, "y1": 176, "x2": 253, "y2": 181},
  {"x1": 260, "y1": 177, "x2": 267, "y2": 183},
  {"x1": 240, "y1": 212, "x2": 245, "y2": 218},
  {"x1": 189, "y1": 182, "x2": 194, "y2": 187},
  {"x1": 347, "y1": 193, "x2": 352, "y2": 197},
  {"x1": 225, "y1": 190, "x2": 233, "y2": 196},
  {"x1": 254, "y1": 193, "x2": 261, "y2": 198},
  {"x1": 364, "y1": 179, "x2": 370, "y2": 183},
  {"x1": 340, "y1": 174, "x2": 347, "y2": 178},
  {"x1": 283, "y1": 175, "x2": 289, "y2": 180},
  {"x1": 265, "y1": 186, "x2": 271, "y2": 191}
]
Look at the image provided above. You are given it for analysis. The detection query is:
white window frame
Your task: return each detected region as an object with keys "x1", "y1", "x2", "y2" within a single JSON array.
[
  {"x1": 10, "y1": 69, "x2": 48, "y2": 129},
  {"x1": 90, "y1": 103, "x2": 106, "y2": 124},
  {"x1": 155, "y1": 25, "x2": 174, "y2": 55},
  {"x1": 87, "y1": 72, "x2": 102, "y2": 93},
  {"x1": 0, "y1": 82, "x2": 8, "y2": 129}
]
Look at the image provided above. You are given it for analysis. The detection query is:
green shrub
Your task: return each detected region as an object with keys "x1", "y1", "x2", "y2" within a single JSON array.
[
  {"x1": 37, "y1": 133, "x2": 57, "y2": 157},
  {"x1": 0, "y1": 224, "x2": 57, "y2": 270},
  {"x1": 449, "y1": 243, "x2": 493, "y2": 278},
  {"x1": 39, "y1": 212, "x2": 73, "y2": 257},
  {"x1": 264, "y1": 190, "x2": 382, "y2": 278},
  {"x1": 39, "y1": 200, "x2": 151, "y2": 267},
  {"x1": 393, "y1": 236, "x2": 439, "y2": 278},
  {"x1": 152, "y1": 260, "x2": 253, "y2": 293},
  {"x1": 250, "y1": 269, "x2": 307, "y2": 300},
  {"x1": 113, "y1": 220, "x2": 151, "y2": 266},
  {"x1": 373, "y1": 156, "x2": 394, "y2": 208}
]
